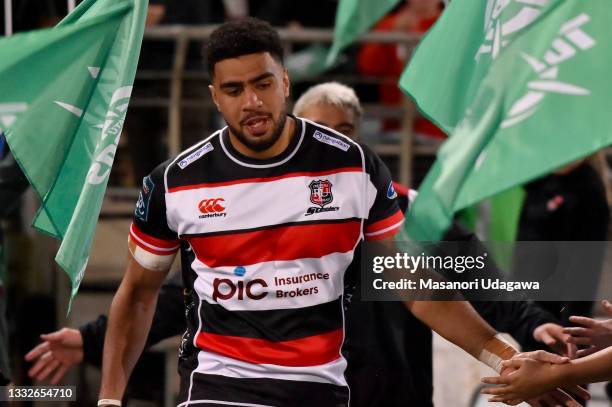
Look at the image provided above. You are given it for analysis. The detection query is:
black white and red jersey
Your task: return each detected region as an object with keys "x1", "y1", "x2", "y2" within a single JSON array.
[{"x1": 129, "y1": 116, "x2": 404, "y2": 406}]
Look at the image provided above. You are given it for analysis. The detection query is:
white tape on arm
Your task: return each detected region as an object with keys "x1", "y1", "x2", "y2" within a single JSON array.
[
  {"x1": 98, "y1": 399, "x2": 121, "y2": 407},
  {"x1": 128, "y1": 238, "x2": 177, "y2": 272},
  {"x1": 478, "y1": 334, "x2": 518, "y2": 373}
]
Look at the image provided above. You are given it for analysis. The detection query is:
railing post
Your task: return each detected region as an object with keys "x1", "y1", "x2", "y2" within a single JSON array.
[
  {"x1": 168, "y1": 35, "x2": 189, "y2": 157},
  {"x1": 4, "y1": 0, "x2": 12, "y2": 36}
]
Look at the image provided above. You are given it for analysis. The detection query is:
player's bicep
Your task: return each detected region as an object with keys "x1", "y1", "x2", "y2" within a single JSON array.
[
  {"x1": 123, "y1": 251, "x2": 171, "y2": 294},
  {"x1": 128, "y1": 223, "x2": 179, "y2": 272},
  {"x1": 129, "y1": 164, "x2": 180, "y2": 272}
]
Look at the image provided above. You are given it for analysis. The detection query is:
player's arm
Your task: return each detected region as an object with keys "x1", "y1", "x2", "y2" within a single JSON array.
[
  {"x1": 407, "y1": 298, "x2": 511, "y2": 363},
  {"x1": 362, "y1": 146, "x2": 515, "y2": 371},
  {"x1": 98, "y1": 253, "x2": 170, "y2": 402},
  {"x1": 99, "y1": 166, "x2": 180, "y2": 406},
  {"x1": 560, "y1": 346, "x2": 612, "y2": 385}
]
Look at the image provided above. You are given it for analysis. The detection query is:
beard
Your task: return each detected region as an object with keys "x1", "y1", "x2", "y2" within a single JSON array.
[{"x1": 227, "y1": 109, "x2": 288, "y2": 152}]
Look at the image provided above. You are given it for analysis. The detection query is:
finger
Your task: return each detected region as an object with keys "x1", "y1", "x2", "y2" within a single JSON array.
[
  {"x1": 563, "y1": 327, "x2": 594, "y2": 337},
  {"x1": 40, "y1": 330, "x2": 64, "y2": 342},
  {"x1": 50, "y1": 365, "x2": 68, "y2": 385},
  {"x1": 28, "y1": 351, "x2": 52, "y2": 377},
  {"x1": 564, "y1": 384, "x2": 590, "y2": 400},
  {"x1": 527, "y1": 398, "x2": 543, "y2": 407},
  {"x1": 530, "y1": 350, "x2": 569, "y2": 364},
  {"x1": 489, "y1": 395, "x2": 520, "y2": 404},
  {"x1": 602, "y1": 300, "x2": 612, "y2": 316},
  {"x1": 548, "y1": 388, "x2": 582, "y2": 407},
  {"x1": 35, "y1": 359, "x2": 60, "y2": 382},
  {"x1": 566, "y1": 336, "x2": 593, "y2": 346},
  {"x1": 538, "y1": 330, "x2": 557, "y2": 346},
  {"x1": 576, "y1": 347, "x2": 598, "y2": 358},
  {"x1": 482, "y1": 385, "x2": 515, "y2": 396},
  {"x1": 566, "y1": 342, "x2": 577, "y2": 359},
  {"x1": 568, "y1": 316, "x2": 597, "y2": 328},
  {"x1": 25, "y1": 342, "x2": 50, "y2": 361},
  {"x1": 541, "y1": 391, "x2": 565, "y2": 407},
  {"x1": 501, "y1": 358, "x2": 525, "y2": 369},
  {"x1": 482, "y1": 376, "x2": 512, "y2": 385}
]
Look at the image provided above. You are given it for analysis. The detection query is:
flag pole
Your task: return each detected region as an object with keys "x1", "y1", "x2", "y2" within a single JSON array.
[
  {"x1": 4, "y1": 0, "x2": 12, "y2": 36},
  {"x1": 68, "y1": 0, "x2": 76, "y2": 12}
]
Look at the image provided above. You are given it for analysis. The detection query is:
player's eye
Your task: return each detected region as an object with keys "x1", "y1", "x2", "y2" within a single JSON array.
[
  {"x1": 225, "y1": 87, "x2": 242, "y2": 96},
  {"x1": 256, "y1": 81, "x2": 272, "y2": 90}
]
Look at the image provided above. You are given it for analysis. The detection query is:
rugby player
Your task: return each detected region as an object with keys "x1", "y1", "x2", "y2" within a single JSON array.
[
  {"x1": 28, "y1": 83, "x2": 575, "y2": 407},
  {"x1": 98, "y1": 18, "x2": 583, "y2": 407}
]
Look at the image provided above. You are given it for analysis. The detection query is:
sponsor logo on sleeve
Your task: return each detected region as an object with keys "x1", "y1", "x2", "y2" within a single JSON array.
[
  {"x1": 135, "y1": 175, "x2": 155, "y2": 221},
  {"x1": 313, "y1": 130, "x2": 351, "y2": 151},
  {"x1": 387, "y1": 181, "x2": 398, "y2": 199},
  {"x1": 178, "y1": 142, "x2": 214, "y2": 169}
]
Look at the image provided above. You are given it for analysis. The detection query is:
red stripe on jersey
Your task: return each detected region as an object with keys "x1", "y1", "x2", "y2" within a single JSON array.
[
  {"x1": 392, "y1": 181, "x2": 410, "y2": 198},
  {"x1": 129, "y1": 223, "x2": 180, "y2": 255},
  {"x1": 185, "y1": 221, "x2": 361, "y2": 268},
  {"x1": 196, "y1": 329, "x2": 344, "y2": 367},
  {"x1": 168, "y1": 167, "x2": 363, "y2": 193},
  {"x1": 365, "y1": 226, "x2": 402, "y2": 241},
  {"x1": 365, "y1": 210, "x2": 404, "y2": 235}
]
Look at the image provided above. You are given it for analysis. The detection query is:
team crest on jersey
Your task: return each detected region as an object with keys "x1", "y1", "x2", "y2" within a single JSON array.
[{"x1": 305, "y1": 180, "x2": 340, "y2": 216}]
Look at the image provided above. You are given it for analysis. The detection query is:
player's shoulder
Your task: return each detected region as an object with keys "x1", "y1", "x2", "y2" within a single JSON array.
[
  {"x1": 299, "y1": 117, "x2": 364, "y2": 156},
  {"x1": 169, "y1": 129, "x2": 223, "y2": 171},
  {"x1": 161, "y1": 128, "x2": 225, "y2": 189}
]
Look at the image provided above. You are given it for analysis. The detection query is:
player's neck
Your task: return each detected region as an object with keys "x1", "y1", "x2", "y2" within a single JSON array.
[{"x1": 230, "y1": 116, "x2": 295, "y2": 160}]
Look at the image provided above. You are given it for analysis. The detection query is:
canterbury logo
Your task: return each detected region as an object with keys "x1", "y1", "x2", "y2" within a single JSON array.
[{"x1": 198, "y1": 198, "x2": 225, "y2": 214}]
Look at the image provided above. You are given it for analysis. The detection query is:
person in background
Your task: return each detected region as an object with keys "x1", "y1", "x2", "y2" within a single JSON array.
[
  {"x1": 0, "y1": 132, "x2": 31, "y2": 384},
  {"x1": 357, "y1": 0, "x2": 446, "y2": 143}
]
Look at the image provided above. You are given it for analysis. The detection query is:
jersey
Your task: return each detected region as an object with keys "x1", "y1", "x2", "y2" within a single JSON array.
[{"x1": 129, "y1": 116, "x2": 404, "y2": 406}]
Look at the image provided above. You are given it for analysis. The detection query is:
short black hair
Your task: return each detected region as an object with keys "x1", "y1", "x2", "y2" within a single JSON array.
[{"x1": 206, "y1": 17, "x2": 284, "y2": 79}]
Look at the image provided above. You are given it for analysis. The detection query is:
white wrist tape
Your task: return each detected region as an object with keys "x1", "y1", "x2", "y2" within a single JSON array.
[
  {"x1": 98, "y1": 399, "x2": 121, "y2": 407},
  {"x1": 478, "y1": 334, "x2": 517, "y2": 373}
]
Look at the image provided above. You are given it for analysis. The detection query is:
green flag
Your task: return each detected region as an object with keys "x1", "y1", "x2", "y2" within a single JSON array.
[
  {"x1": 1, "y1": 0, "x2": 147, "y2": 302},
  {"x1": 400, "y1": 0, "x2": 564, "y2": 134},
  {"x1": 405, "y1": 0, "x2": 612, "y2": 241},
  {"x1": 326, "y1": 0, "x2": 400, "y2": 66}
]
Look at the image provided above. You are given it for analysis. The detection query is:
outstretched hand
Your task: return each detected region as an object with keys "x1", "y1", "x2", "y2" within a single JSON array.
[
  {"x1": 533, "y1": 322, "x2": 576, "y2": 358},
  {"x1": 563, "y1": 300, "x2": 612, "y2": 358},
  {"x1": 24, "y1": 328, "x2": 84, "y2": 384},
  {"x1": 482, "y1": 351, "x2": 589, "y2": 406}
]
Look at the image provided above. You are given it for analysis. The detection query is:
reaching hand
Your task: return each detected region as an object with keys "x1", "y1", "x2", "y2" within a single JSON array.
[
  {"x1": 563, "y1": 300, "x2": 612, "y2": 358},
  {"x1": 24, "y1": 328, "x2": 84, "y2": 384},
  {"x1": 533, "y1": 322, "x2": 576, "y2": 358},
  {"x1": 481, "y1": 351, "x2": 589, "y2": 406}
]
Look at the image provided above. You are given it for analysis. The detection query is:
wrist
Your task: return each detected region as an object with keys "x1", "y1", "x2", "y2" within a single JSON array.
[
  {"x1": 553, "y1": 361, "x2": 574, "y2": 386},
  {"x1": 97, "y1": 399, "x2": 121, "y2": 407},
  {"x1": 479, "y1": 334, "x2": 518, "y2": 373}
]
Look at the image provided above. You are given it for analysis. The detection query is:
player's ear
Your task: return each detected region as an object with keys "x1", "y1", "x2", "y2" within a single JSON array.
[
  {"x1": 208, "y1": 85, "x2": 221, "y2": 112},
  {"x1": 282, "y1": 69, "x2": 290, "y2": 98}
]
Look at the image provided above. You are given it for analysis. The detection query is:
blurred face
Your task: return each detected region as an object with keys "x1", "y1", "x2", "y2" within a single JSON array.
[
  {"x1": 209, "y1": 52, "x2": 290, "y2": 152},
  {"x1": 298, "y1": 102, "x2": 357, "y2": 140}
]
